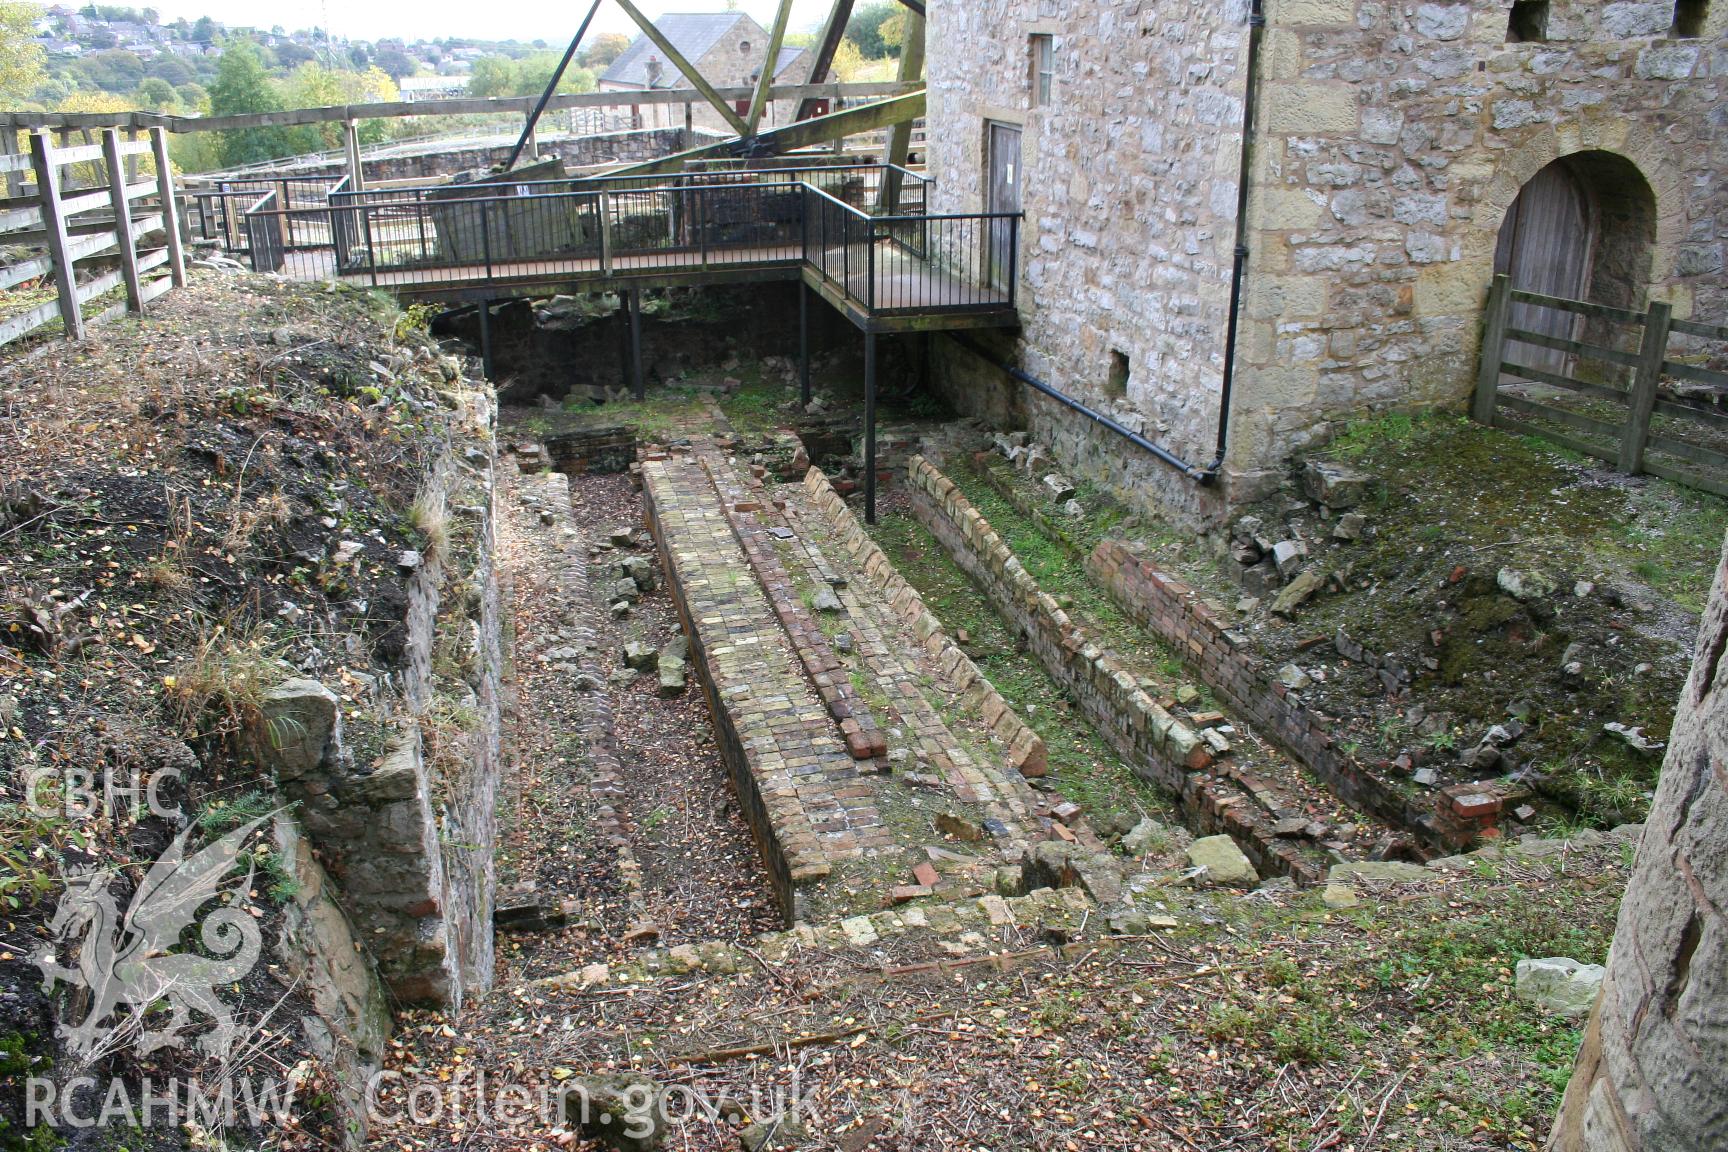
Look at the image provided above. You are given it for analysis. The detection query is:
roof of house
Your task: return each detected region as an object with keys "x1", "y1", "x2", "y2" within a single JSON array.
[{"x1": 599, "y1": 12, "x2": 805, "y2": 89}]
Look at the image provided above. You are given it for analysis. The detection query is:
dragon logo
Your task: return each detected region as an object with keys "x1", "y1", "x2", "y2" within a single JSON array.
[{"x1": 35, "y1": 814, "x2": 273, "y2": 1060}]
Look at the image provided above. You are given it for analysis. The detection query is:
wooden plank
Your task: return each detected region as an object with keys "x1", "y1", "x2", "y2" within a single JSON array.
[
  {"x1": 604, "y1": 91, "x2": 926, "y2": 178},
  {"x1": 0, "y1": 252, "x2": 51, "y2": 290},
  {"x1": 74, "y1": 265, "x2": 124, "y2": 305},
  {"x1": 102, "y1": 130, "x2": 143, "y2": 313},
  {"x1": 1471, "y1": 274, "x2": 1512, "y2": 424},
  {"x1": 1499, "y1": 360, "x2": 1629, "y2": 403},
  {"x1": 1508, "y1": 288, "x2": 1645, "y2": 325},
  {"x1": 1497, "y1": 392, "x2": 1623, "y2": 442},
  {"x1": 51, "y1": 143, "x2": 105, "y2": 165},
  {"x1": 118, "y1": 139, "x2": 152, "y2": 157},
  {"x1": 1664, "y1": 360, "x2": 1728, "y2": 387},
  {"x1": 1670, "y1": 316, "x2": 1728, "y2": 341},
  {"x1": 611, "y1": 0, "x2": 752, "y2": 136},
  {"x1": 746, "y1": 0, "x2": 796, "y2": 136},
  {"x1": 59, "y1": 188, "x2": 111, "y2": 219},
  {"x1": 1653, "y1": 397, "x2": 1728, "y2": 430},
  {"x1": 0, "y1": 150, "x2": 30, "y2": 174},
  {"x1": 1620, "y1": 300, "x2": 1669, "y2": 473},
  {"x1": 1645, "y1": 432, "x2": 1728, "y2": 471},
  {"x1": 1488, "y1": 411, "x2": 1617, "y2": 466},
  {"x1": 29, "y1": 132, "x2": 81, "y2": 341},
  {"x1": 0, "y1": 203, "x2": 40, "y2": 233},
  {"x1": 1504, "y1": 326, "x2": 1642, "y2": 368},
  {"x1": 150, "y1": 128, "x2": 185, "y2": 287},
  {"x1": 0, "y1": 296, "x2": 63, "y2": 344},
  {"x1": 1642, "y1": 456, "x2": 1728, "y2": 500}
]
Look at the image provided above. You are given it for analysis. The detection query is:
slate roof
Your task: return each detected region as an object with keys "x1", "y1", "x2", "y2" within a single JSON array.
[{"x1": 600, "y1": 12, "x2": 806, "y2": 88}]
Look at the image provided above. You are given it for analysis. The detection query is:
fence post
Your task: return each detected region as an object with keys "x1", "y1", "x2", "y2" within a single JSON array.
[
  {"x1": 343, "y1": 120, "x2": 365, "y2": 192},
  {"x1": 1619, "y1": 299, "x2": 1672, "y2": 476},
  {"x1": 30, "y1": 131, "x2": 84, "y2": 342},
  {"x1": 1, "y1": 128, "x2": 22, "y2": 200},
  {"x1": 101, "y1": 129, "x2": 144, "y2": 313},
  {"x1": 1471, "y1": 273, "x2": 1511, "y2": 426},
  {"x1": 150, "y1": 127, "x2": 187, "y2": 287}
]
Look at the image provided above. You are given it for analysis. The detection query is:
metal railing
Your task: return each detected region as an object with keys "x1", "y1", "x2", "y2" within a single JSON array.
[
  {"x1": 197, "y1": 174, "x2": 348, "y2": 253},
  {"x1": 234, "y1": 161, "x2": 1012, "y2": 319}
]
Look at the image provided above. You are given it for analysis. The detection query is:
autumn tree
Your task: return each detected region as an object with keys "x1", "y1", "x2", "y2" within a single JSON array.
[{"x1": 0, "y1": 1, "x2": 47, "y2": 105}]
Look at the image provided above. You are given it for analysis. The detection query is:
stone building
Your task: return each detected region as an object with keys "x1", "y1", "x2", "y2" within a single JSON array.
[
  {"x1": 599, "y1": 12, "x2": 808, "y2": 135},
  {"x1": 923, "y1": 0, "x2": 1727, "y2": 523}
]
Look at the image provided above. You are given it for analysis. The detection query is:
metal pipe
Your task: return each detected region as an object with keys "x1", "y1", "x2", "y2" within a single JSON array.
[
  {"x1": 1212, "y1": 0, "x2": 1266, "y2": 475},
  {"x1": 506, "y1": 0, "x2": 602, "y2": 172},
  {"x1": 947, "y1": 333, "x2": 1215, "y2": 483}
]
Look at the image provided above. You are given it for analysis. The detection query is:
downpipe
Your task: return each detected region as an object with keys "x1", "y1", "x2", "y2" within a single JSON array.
[{"x1": 1209, "y1": 0, "x2": 1266, "y2": 478}]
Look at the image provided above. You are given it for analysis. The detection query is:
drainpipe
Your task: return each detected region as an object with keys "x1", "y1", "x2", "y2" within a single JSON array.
[{"x1": 1211, "y1": 0, "x2": 1266, "y2": 476}]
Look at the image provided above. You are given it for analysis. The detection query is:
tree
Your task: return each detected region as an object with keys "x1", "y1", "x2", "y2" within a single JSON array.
[
  {"x1": 580, "y1": 31, "x2": 630, "y2": 70},
  {"x1": 75, "y1": 48, "x2": 145, "y2": 92},
  {"x1": 374, "y1": 47, "x2": 417, "y2": 82},
  {"x1": 466, "y1": 54, "x2": 517, "y2": 98},
  {"x1": 512, "y1": 52, "x2": 593, "y2": 98},
  {"x1": 0, "y1": 2, "x2": 46, "y2": 105},
  {"x1": 1547, "y1": 531, "x2": 1728, "y2": 1150},
  {"x1": 208, "y1": 41, "x2": 298, "y2": 167},
  {"x1": 844, "y1": 2, "x2": 901, "y2": 59},
  {"x1": 133, "y1": 75, "x2": 175, "y2": 108},
  {"x1": 145, "y1": 52, "x2": 193, "y2": 87}
]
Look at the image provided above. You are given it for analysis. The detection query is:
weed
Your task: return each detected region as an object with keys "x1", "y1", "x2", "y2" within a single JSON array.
[
  {"x1": 166, "y1": 627, "x2": 282, "y2": 741},
  {"x1": 407, "y1": 490, "x2": 449, "y2": 558},
  {"x1": 1324, "y1": 410, "x2": 1418, "y2": 460},
  {"x1": 0, "y1": 805, "x2": 84, "y2": 911}
]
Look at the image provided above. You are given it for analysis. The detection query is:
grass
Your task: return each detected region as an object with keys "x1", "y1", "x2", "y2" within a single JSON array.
[{"x1": 866, "y1": 506, "x2": 1181, "y2": 829}]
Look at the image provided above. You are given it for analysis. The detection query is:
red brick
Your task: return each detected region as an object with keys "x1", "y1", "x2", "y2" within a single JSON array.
[
  {"x1": 913, "y1": 862, "x2": 940, "y2": 888},
  {"x1": 890, "y1": 885, "x2": 933, "y2": 904}
]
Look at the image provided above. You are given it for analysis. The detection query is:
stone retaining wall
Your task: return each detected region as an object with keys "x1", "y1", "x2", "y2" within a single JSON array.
[
  {"x1": 1087, "y1": 538, "x2": 1495, "y2": 852},
  {"x1": 266, "y1": 393, "x2": 502, "y2": 1006},
  {"x1": 802, "y1": 466, "x2": 1047, "y2": 776},
  {"x1": 544, "y1": 424, "x2": 637, "y2": 475}
]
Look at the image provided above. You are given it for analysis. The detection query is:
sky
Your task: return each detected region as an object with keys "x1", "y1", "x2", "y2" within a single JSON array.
[{"x1": 142, "y1": 0, "x2": 840, "y2": 46}]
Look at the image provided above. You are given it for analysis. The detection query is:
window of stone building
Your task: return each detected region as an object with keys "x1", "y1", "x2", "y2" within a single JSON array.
[
  {"x1": 1106, "y1": 349, "x2": 1130, "y2": 398},
  {"x1": 1672, "y1": 0, "x2": 1707, "y2": 36},
  {"x1": 1506, "y1": 0, "x2": 1550, "y2": 42},
  {"x1": 739, "y1": 39, "x2": 752, "y2": 54},
  {"x1": 1029, "y1": 34, "x2": 1054, "y2": 107}
]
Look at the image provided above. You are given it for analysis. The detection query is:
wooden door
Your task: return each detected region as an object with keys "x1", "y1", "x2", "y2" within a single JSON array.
[
  {"x1": 1493, "y1": 162, "x2": 1594, "y2": 376},
  {"x1": 986, "y1": 121, "x2": 1021, "y2": 292}
]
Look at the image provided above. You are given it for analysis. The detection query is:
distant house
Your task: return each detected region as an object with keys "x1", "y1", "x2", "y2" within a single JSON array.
[
  {"x1": 398, "y1": 76, "x2": 471, "y2": 102},
  {"x1": 597, "y1": 12, "x2": 807, "y2": 134}
]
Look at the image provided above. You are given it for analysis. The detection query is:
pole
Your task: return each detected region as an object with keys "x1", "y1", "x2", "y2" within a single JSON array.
[
  {"x1": 863, "y1": 331, "x2": 877, "y2": 524},
  {"x1": 629, "y1": 289, "x2": 645, "y2": 401},
  {"x1": 149, "y1": 127, "x2": 186, "y2": 287},
  {"x1": 100, "y1": 129, "x2": 142, "y2": 313},
  {"x1": 799, "y1": 283, "x2": 810, "y2": 406},
  {"x1": 506, "y1": 0, "x2": 603, "y2": 172},
  {"x1": 478, "y1": 302, "x2": 494, "y2": 380},
  {"x1": 343, "y1": 119, "x2": 364, "y2": 191}
]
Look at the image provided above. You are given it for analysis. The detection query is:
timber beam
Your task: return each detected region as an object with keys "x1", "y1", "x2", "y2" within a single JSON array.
[
  {"x1": 599, "y1": 90, "x2": 926, "y2": 178},
  {"x1": 746, "y1": 0, "x2": 796, "y2": 135},
  {"x1": 795, "y1": 0, "x2": 856, "y2": 121}
]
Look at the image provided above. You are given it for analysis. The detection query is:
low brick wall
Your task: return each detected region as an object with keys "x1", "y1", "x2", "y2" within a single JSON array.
[
  {"x1": 905, "y1": 455, "x2": 1340, "y2": 882},
  {"x1": 1086, "y1": 541, "x2": 1490, "y2": 852},
  {"x1": 544, "y1": 424, "x2": 636, "y2": 474},
  {"x1": 802, "y1": 466, "x2": 1047, "y2": 777}
]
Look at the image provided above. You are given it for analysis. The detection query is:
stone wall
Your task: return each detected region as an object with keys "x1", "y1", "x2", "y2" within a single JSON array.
[
  {"x1": 924, "y1": 0, "x2": 1726, "y2": 521},
  {"x1": 263, "y1": 396, "x2": 502, "y2": 1007},
  {"x1": 1087, "y1": 538, "x2": 1498, "y2": 851}
]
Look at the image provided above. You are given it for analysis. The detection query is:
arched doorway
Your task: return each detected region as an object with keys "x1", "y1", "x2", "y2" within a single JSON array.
[{"x1": 1492, "y1": 152, "x2": 1657, "y2": 376}]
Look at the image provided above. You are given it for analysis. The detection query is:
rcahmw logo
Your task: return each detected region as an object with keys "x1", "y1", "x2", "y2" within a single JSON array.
[{"x1": 33, "y1": 812, "x2": 273, "y2": 1060}]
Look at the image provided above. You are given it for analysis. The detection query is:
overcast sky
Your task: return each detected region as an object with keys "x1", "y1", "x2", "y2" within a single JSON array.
[{"x1": 142, "y1": 0, "x2": 839, "y2": 46}]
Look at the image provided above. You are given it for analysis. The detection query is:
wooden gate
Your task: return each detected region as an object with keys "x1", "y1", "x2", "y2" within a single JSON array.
[{"x1": 985, "y1": 121, "x2": 1021, "y2": 293}]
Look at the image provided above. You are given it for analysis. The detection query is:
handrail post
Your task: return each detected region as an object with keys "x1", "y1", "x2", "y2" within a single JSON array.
[
  {"x1": 867, "y1": 215, "x2": 876, "y2": 312},
  {"x1": 101, "y1": 128, "x2": 143, "y2": 313},
  {"x1": 150, "y1": 128, "x2": 186, "y2": 287},
  {"x1": 599, "y1": 190, "x2": 612, "y2": 275},
  {"x1": 364, "y1": 204, "x2": 377, "y2": 288},
  {"x1": 1471, "y1": 274, "x2": 1512, "y2": 426},
  {"x1": 1008, "y1": 216, "x2": 1019, "y2": 309},
  {"x1": 1619, "y1": 299, "x2": 1672, "y2": 476},
  {"x1": 481, "y1": 200, "x2": 493, "y2": 281},
  {"x1": 30, "y1": 131, "x2": 84, "y2": 341}
]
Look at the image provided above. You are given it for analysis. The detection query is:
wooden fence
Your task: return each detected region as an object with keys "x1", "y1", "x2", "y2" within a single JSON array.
[
  {"x1": 1471, "y1": 273, "x2": 1728, "y2": 498},
  {"x1": 0, "y1": 127, "x2": 186, "y2": 347}
]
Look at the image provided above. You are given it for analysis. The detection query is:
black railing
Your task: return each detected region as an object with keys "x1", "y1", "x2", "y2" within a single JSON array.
[
  {"x1": 196, "y1": 174, "x2": 348, "y2": 253},
  {"x1": 259, "y1": 162, "x2": 1012, "y2": 319}
]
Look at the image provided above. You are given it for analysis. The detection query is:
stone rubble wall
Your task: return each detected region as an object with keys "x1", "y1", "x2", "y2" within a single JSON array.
[
  {"x1": 1087, "y1": 538, "x2": 1493, "y2": 851},
  {"x1": 266, "y1": 391, "x2": 501, "y2": 1008},
  {"x1": 924, "y1": 0, "x2": 1725, "y2": 521},
  {"x1": 270, "y1": 814, "x2": 392, "y2": 1147},
  {"x1": 801, "y1": 465, "x2": 1048, "y2": 777}
]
